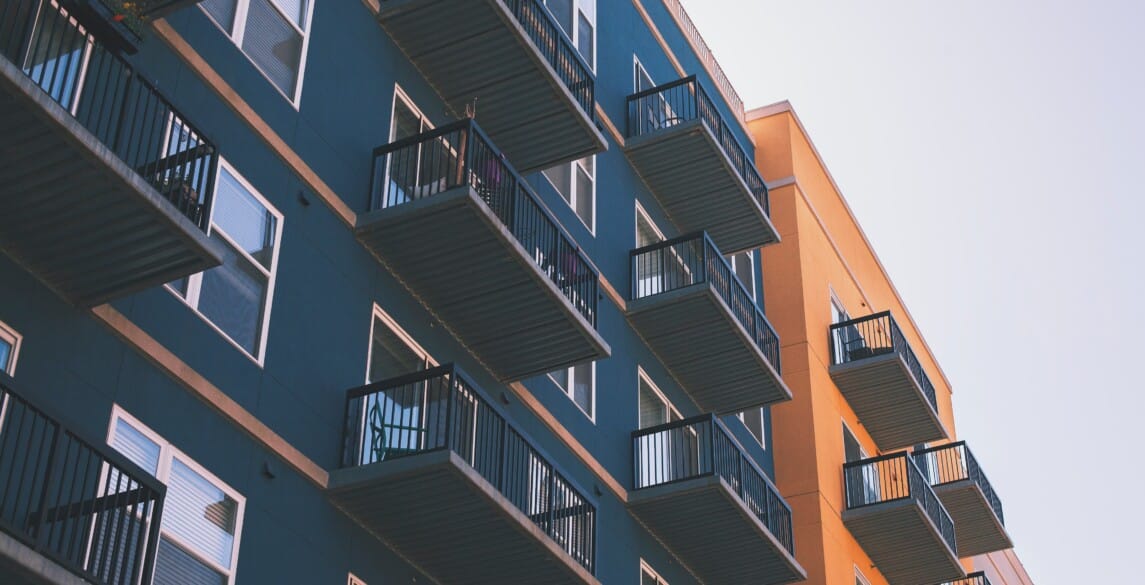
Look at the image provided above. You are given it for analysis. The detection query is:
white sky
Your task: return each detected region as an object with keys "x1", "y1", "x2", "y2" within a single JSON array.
[{"x1": 679, "y1": 1, "x2": 1145, "y2": 583}]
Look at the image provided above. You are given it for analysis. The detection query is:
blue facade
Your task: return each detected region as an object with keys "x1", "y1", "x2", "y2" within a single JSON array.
[{"x1": 0, "y1": 1, "x2": 784, "y2": 584}]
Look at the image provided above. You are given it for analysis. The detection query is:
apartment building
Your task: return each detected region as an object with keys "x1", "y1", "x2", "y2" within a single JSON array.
[
  {"x1": 0, "y1": 1, "x2": 1032, "y2": 585},
  {"x1": 748, "y1": 103, "x2": 1035, "y2": 585}
]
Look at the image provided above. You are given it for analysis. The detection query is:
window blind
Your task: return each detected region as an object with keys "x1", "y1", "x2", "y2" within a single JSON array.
[{"x1": 241, "y1": 0, "x2": 302, "y2": 97}]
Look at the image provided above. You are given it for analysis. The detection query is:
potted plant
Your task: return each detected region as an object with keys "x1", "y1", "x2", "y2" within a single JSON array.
[{"x1": 70, "y1": 0, "x2": 145, "y2": 54}]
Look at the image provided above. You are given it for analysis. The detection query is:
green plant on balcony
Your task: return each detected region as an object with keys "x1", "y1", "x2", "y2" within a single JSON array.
[{"x1": 100, "y1": 0, "x2": 146, "y2": 37}]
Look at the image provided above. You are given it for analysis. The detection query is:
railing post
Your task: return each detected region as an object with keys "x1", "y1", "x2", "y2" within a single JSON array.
[
  {"x1": 32, "y1": 421, "x2": 62, "y2": 548},
  {"x1": 111, "y1": 66, "x2": 135, "y2": 155},
  {"x1": 140, "y1": 487, "x2": 165, "y2": 585},
  {"x1": 546, "y1": 464, "x2": 556, "y2": 538},
  {"x1": 706, "y1": 415, "x2": 716, "y2": 476},
  {"x1": 499, "y1": 419, "x2": 509, "y2": 492},
  {"x1": 443, "y1": 369, "x2": 454, "y2": 453}
]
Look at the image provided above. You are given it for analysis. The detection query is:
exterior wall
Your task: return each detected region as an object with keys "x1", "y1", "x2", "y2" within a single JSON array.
[
  {"x1": 0, "y1": 1, "x2": 775, "y2": 585},
  {"x1": 749, "y1": 103, "x2": 1030, "y2": 585}
]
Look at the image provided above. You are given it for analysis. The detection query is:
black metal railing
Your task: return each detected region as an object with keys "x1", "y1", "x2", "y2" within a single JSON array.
[
  {"x1": 630, "y1": 232, "x2": 780, "y2": 372},
  {"x1": 0, "y1": 0, "x2": 218, "y2": 229},
  {"x1": 369, "y1": 119, "x2": 599, "y2": 326},
  {"x1": 913, "y1": 442, "x2": 1004, "y2": 525},
  {"x1": 0, "y1": 374, "x2": 166, "y2": 585},
  {"x1": 625, "y1": 76, "x2": 769, "y2": 216},
  {"x1": 843, "y1": 452, "x2": 957, "y2": 554},
  {"x1": 342, "y1": 364, "x2": 596, "y2": 573},
  {"x1": 503, "y1": 0, "x2": 594, "y2": 117},
  {"x1": 946, "y1": 572, "x2": 992, "y2": 585},
  {"x1": 828, "y1": 311, "x2": 937, "y2": 411},
  {"x1": 632, "y1": 413, "x2": 794, "y2": 555}
]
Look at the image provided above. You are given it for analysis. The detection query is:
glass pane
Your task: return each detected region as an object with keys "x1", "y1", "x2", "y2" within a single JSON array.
[
  {"x1": 23, "y1": 5, "x2": 88, "y2": 109},
  {"x1": 391, "y1": 99, "x2": 423, "y2": 141},
  {"x1": 165, "y1": 460, "x2": 238, "y2": 570},
  {"x1": 241, "y1": 0, "x2": 302, "y2": 97},
  {"x1": 542, "y1": 164, "x2": 572, "y2": 204},
  {"x1": 742, "y1": 408, "x2": 765, "y2": 447},
  {"x1": 571, "y1": 363, "x2": 592, "y2": 414},
  {"x1": 636, "y1": 64, "x2": 654, "y2": 93},
  {"x1": 577, "y1": 13, "x2": 593, "y2": 64},
  {"x1": 550, "y1": 368, "x2": 569, "y2": 392},
  {"x1": 641, "y1": 569, "x2": 660, "y2": 585},
  {"x1": 202, "y1": 0, "x2": 238, "y2": 32},
  {"x1": 368, "y1": 319, "x2": 426, "y2": 383},
  {"x1": 109, "y1": 418, "x2": 162, "y2": 476},
  {"x1": 545, "y1": 0, "x2": 574, "y2": 35},
  {"x1": 213, "y1": 168, "x2": 277, "y2": 270},
  {"x1": 0, "y1": 339, "x2": 10, "y2": 373},
  {"x1": 638, "y1": 379, "x2": 666, "y2": 429},
  {"x1": 731, "y1": 252, "x2": 755, "y2": 300},
  {"x1": 574, "y1": 165, "x2": 593, "y2": 227},
  {"x1": 635, "y1": 213, "x2": 660, "y2": 248},
  {"x1": 198, "y1": 238, "x2": 269, "y2": 355},
  {"x1": 154, "y1": 536, "x2": 227, "y2": 585},
  {"x1": 271, "y1": 0, "x2": 307, "y2": 28}
]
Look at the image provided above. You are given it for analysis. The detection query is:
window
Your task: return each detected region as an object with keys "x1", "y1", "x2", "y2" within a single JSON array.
[
  {"x1": 544, "y1": 0, "x2": 595, "y2": 68},
  {"x1": 641, "y1": 561, "x2": 669, "y2": 585},
  {"x1": 855, "y1": 566, "x2": 872, "y2": 585},
  {"x1": 738, "y1": 407, "x2": 766, "y2": 449},
  {"x1": 0, "y1": 319, "x2": 21, "y2": 375},
  {"x1": 550, "y1": 361, "x2": 593, "y2": 419},
  {"x1": 843, "y1": 421, "x2": 879, "y2": 505},
  {"x1": 201, "y1": 0, "x2": 314, "y2": 104},
  {"x1": 634, "y1": 203, "x2": 667, "y2": 296},
  {"x1": 169, "y1": 160, "x2": 283, "y2": 364},
  {"x1": 367, "y1": 306, "x2": 434, "y2": 383},
  {"x1": 107, "y1": 408, "x2": 245, "y2": 585},
  {"x1": 542, "y1": 155, "x2": 595, "y2": 232},
  {"x1": 634, "y1": 58, "x2": 655, "y2": 93},
  {"x1": 831, "y1": 294, "x2": 860, "y2": 363},
  {"x1": 727, "y1": 251, "x2": 757, "y2": 300},
  {"x1": 348, "y1": 575, "x2": 366, "y2": 585},
  {"x1": 637, "y1": 370, "x2": 680, "y2": 430},
  {"x1": 377, "y1": 88, "x2": 440, "y2": 209}
]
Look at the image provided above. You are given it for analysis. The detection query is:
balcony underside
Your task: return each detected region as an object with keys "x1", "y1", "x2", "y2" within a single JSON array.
[
  {"x1": 376, "y1": 0, "x2": 606, "y2": 173},
  {"x1": 0, "y1": 528, "x2": 89, "y2": 585},
  {"x1": 0, "y1": 58, "x2": 223, "y2": 307},
  {"x1": 629, "y1": 476, "x2": 805, "y2": 585},
  {"x1": 843, "y1": 499, "x2": 965, "y2": 585},
  {"x1": 628, "y1": 284, "x2": 790, "y2": 413},
  {"x1": 829, "y1": 353, "x2": 947, "y2": 450},
  {"x1": 624, "y1": 119, "x2": 778, "y2": 255},
  {"x1": 933, "y1": 481, "x2": 1012, "y2": 557},
  {"x1": 356, "y1": 186, "x2": 609, "y2": 382},
  {"x1": 329, "y1": 450, "x2": 599, "y2": 585}
]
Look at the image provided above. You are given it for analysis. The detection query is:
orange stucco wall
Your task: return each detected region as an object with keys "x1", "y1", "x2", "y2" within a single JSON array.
[{"x1": 748, "y1": 104, "x2": 1030, "y2": 585}]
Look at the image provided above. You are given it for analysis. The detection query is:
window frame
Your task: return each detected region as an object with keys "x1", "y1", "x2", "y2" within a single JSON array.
[
  {"x1": 727, "y1": 251, "x2": 757, "y2": 301},
  {"x1": 543, "y1": 0, "x2": 595, "y2": 71},
  {"x1": 106, "y1": 406, "x2": 247, "y2": 585},
  {"x1": 637, "y1": 367, "x2": 680, "y2": 430},
  {"x1": 737, "y1": 407, "x2": 767, "y2": 450},
  {"x1": 200, "y1": 0, "x2": 316, "y2": 108},
  {"x1": 634, "y1": 201, "x2": 665, "y2": 248},
  {"x1": 0, "y1": 319, "x2": 22, "y2": 376},
  {"x1": 165, "y1": 158, "x2": 284, "y2": 367},
  {"x1": 854, "y1": 565, "x2": 872, "y2": 585},
  {"x1": 634, "y1": 55, "x2": 654, "y2": 93},
  {"x1": 365, "y1": 304, "x2": 437, "y2": 384},
  {"x1": 348, "y1": 574, "x2": 366, "y2": 585},
  {"x1": 640, "y1": 559, "x2": 669, "y2": 585},
  {"x1": 548, "y1": 361, "x2": 595, "y2": 421},
  {"x1": 542, "y1": 155, "x2": 596, "y2": 234}
]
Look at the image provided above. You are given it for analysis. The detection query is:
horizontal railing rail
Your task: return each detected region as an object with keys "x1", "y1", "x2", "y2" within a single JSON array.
[
  {"x1": 843, "y1": 452, "x2": 957, "y2": 554},
  {"x1": 625, "y1": 75, "x2": 769, "y2": 216},
  {"x1": 0, "y1": 0, "x2": 219, "y2": 230},
  {"x1": 343, "y1": 364, "x2": 596, "y2": 573},
  {"x1": 632, "y1": 413, "x2": 794, "y2": 556},
  {"x1": 913, "y1": 441, "x2": 1004, "y2": 525},
  {"x1": 946, "y1": 571, "x2": 992, "y2": 585},
  {"x1": 659, "y1": 0, "x2": 744, "y2": 118},
  {"x1": 0, "y1": 373, "x2": 166, "y2": 585},
  {"x1": 503, "y1": 0, "x2": 594, "y2": 117},
  {"x1": 369, "y1": 118, "x2": 599, "y2": 326},
  {"x1": 630, "y1": 232, "x2": 780, "y2": 373},
  {"x1": 828, "y1": 311, "x2": 937, "y2": 411}
]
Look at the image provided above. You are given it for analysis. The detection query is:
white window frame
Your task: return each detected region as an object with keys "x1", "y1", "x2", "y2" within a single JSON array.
[
  {"x1": 389, "y1": 85, "x2": 432, "y2": 142},
  {"x1": 0, "y1": 319, "x2": 22, "y2": 376},
  {"x1": 542, "y1": 155, "x2": 596, "y2": 234},
  {"x1": 727, "y1": 251, "x2": 757, "y2": 301},
  {"x1": 634, "y1": 55, "x2": 654, "y2": 92},
  {"x1": 200, "y1": 0, "x2": 316, "y2": 108},
  {"x1": 107, "y1": 406, "x2": 246, "y2": 585},
  {"x1": 365, "y1": 304, "x2": 437, "y2": 384},
  {"x1": 348, "y1": 574, "x2": 366, "y2": 585},
  {"x1": 548, "y1": 361, "x2": 595, "y2": 421},
  {"x1": 854, "y1": 565, "x2": 872, "y2": 585},
  {"x1": 544, "y1": 0, "x2": 595, "y2": 71},
  {"x1": 637, "y1": 367, "x2": 680, "y2": 429},
  {"x1": 165, "y1": 158, "x2": 284, "y2": 367},
  {"x1": 640, "y1": 559, "x2": 669, "y2": 585},
  {"x1": 634, "y1": 201, "x2": 665, "y2": 248},
  {"x1": 737, "y1": 407, "x2": 766, "y2": 450}
]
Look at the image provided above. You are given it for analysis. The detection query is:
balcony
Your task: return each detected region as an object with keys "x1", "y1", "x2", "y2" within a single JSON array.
[
  {"x1": 914, "y1": 443, "x2": 1011, "y2": 556},
  {"x1": 0, "y1": 0, "x2": 224, "y2": 307},
  {"x1": 627, "y1": 233, "x2": 789, "y2": 413},
  {"x1": 828, "y1": 312, "x2": 948, "y2": 450},
  {"x1": 328, "y1": 365, "x2": 598, "y2": 585},
  {"x1": 375, "y1": 0, "x2": 606, "y2": 173},
  {"x1": 358, "y1": 119, "x2": 609, "y2": 382},
  {"x1": 624, "y1": 76, "x2": 778, "y2": 254},
  {"x1": 946, "y1": 572, "x2": 992, "y2": 585},
  {"x1": 0, "y1": 374, "x2": 166, "y2": 585},
  {"x1": 842, "y1": 453, "x2": 964, "y2": 585},
  {"x1": 629, "y1": 414, "x2": 805, "y2": 585}
]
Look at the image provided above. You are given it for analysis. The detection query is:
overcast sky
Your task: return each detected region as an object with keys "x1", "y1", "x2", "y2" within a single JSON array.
[{"x1": 679, "y1": 1, "x2": 1145, "y2": 583}]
